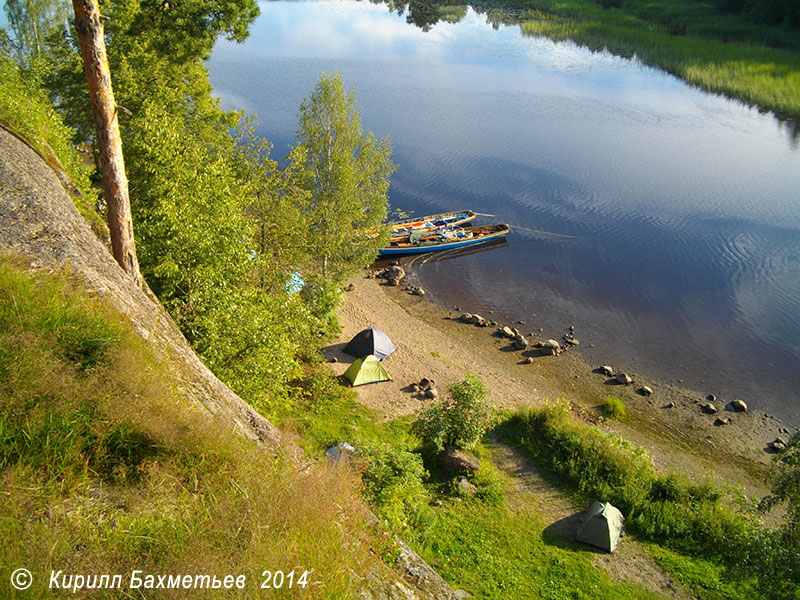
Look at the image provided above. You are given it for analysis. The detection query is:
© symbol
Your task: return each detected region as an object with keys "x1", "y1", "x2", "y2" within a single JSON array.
[{"x1": 10, "y1": 568, "x2": 32, "y2": 590}]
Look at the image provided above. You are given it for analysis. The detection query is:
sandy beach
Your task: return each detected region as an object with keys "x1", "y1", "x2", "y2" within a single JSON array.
[{"x1": 328, "y1": 269, "x2": 796, "y2": 500}]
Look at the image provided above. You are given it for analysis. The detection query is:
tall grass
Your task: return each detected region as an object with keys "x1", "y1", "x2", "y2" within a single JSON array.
[
  {"x1": 504, "y1": 400, "x2": 800, "y2": 599},
  {"x1": 0, "y1": 257, "x2": 380, "y2": 598}
]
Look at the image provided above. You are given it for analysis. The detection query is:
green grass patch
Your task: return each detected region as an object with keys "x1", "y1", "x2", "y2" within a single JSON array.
[
  {"x1": 413, "y1": 496, "x2": 663, "y2": 599},
  {"x1": 602, "y1": 396, "x2": 626, "y2": 419},
  {"x1": 647, "y1": 545, "x2": 760, "y2": 600}
]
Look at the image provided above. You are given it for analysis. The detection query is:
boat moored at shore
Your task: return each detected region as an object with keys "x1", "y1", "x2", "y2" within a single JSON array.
[{"x1": 379, "y1": 223, "x2": 510, "y2": 256}]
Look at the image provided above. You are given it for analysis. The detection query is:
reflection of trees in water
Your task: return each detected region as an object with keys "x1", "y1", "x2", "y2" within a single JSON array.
[
  {"x1": 373, "y1": 0, "x2": 800, "y2": 145},
  {"x1": 374, "y1": 0, "x2": 455, "y2": 31},
  {"x1": 372, "y1": 1, "x2": 528, "y2": 32}
]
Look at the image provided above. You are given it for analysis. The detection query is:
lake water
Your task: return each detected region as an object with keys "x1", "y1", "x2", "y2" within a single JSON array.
[{"x1": 208, "y1": 0, "x2": 800, "y2": 424}]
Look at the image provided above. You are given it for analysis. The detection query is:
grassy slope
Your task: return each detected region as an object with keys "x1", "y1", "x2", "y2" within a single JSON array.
[
  {"x1": 489, "y1": 0, "x2": 800, "y2": 119},
  {"x1": 0, "y1": 258, "x2": 380, "y2": 598}
]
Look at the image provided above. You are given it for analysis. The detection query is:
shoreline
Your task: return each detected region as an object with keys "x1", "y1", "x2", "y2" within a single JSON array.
[{"x1": 330, "y1": 266, "x2": 797, "y2": 502}]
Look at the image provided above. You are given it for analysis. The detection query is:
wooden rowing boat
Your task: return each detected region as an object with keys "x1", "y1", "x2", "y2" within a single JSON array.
[
  {"x1": 379, "y1": 224, "x2": 510, "y2": 256},
  {"x1": 390, "y1": 210, "x2": 476, "y2": 239}
]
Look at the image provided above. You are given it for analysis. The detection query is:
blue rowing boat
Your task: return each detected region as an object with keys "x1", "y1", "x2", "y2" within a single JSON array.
[{"x1": 379, "y1": 224, "x2": 510, "y2": 256}]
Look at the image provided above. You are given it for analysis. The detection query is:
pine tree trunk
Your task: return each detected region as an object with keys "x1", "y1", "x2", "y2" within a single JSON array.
[{"x1": 72, "y1": 0, "x2": 142, "y2": 287}]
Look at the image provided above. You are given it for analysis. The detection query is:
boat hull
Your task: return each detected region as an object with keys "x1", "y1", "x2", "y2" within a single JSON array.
[{"x1": 379, "y1": 224, "x2": 509, "y2": 256}]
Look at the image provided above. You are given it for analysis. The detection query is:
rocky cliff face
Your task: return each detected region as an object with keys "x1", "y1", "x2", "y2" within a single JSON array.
[{"x1": 0, "y1": 125, "x2": 457, "y2": 600}]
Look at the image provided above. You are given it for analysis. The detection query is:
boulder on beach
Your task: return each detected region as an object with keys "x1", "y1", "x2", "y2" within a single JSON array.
[
  {"x1": 385, "y1": 265, "x2": 405, "y2": 283},
  {"x1": 701, "y1": 403, "x2": 718, "y2": 415},
  {"x1": 501, "y1": 326, "x2": 515, "y2": 339},
  {"x1": 512, "y1": 334, "x2": 529, "y2": 350},
  {"x1": 770, "y1": 438, "x2": 788, "y2": 452},
  {"x1": 599, "y1": 365, "x2": 615, "y2": 377},
  {"x1": 730, "y1": 399, "x2": 748, "y2": 413},
  {"x1": 637, "y1": 386, "x2": 653, "y2": 396},
  {"x1": 542, "y1": 339, "x2": 561, "y2": 356},
  {"x1": 616, "y1": 372, "x2": 632, "y2": 385}
]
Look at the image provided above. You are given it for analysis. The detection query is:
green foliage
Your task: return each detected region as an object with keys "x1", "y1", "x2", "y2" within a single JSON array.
[
  {"x1": 603, "y1": 396, "x2": 626, "y2": 419},
  {"x1": 761, "y1": 430, "x2": 800, "y2": 544},
  {"x1": 506, "y1": 401, "x2": 800, "y2": 599},
  {"x1": 412, "y1": 375, "x2": 495, "y2": 451},
  {"x1": 294, "y1": 72, "x2": 395, "y2": 282},
  {"x1": 359, "y1": 441, "x2": 432, "y2": 538},
  {"x1": 129, "y1": 0, "x2": 260, "y2": 62},
  {"x1": 300, "y1": 276, "x2": 343, "y2": 337}
]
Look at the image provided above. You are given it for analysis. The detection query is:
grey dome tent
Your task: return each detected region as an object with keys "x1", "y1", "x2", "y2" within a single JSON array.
[
  {"x1": 344, "y1": 327, "x2": 396, "y2": 361},
  {"x1": 576, "y1": 501, "x2": 625, "y2": 552}
]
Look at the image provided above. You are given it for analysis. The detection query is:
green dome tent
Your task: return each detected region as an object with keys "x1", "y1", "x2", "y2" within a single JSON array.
[
  {"x1": 576, "y1": 501, "x2": 625, "y2": 552},
  {"x1": 343, "y1": 355, "x2": 391, "y2": 387}
]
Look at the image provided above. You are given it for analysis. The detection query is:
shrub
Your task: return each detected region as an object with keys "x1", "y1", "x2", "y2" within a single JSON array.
[
  {"x1": 412, "y1": 375, "x2": 494, "y2": 451},
  {"x1": 603, "y1": 396, "x2": 625, "y2": 419},
  {"x1": 300, "y1": 276, "x2": 342, "y2": 337},
  {"x1": 358, "y1": 442, "x2": 431, "y2": 537}
]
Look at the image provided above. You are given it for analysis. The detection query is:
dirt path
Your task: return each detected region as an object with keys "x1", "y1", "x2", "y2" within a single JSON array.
[{"x1": 485, "y1": 434, "x2": 694, "y2": 600}]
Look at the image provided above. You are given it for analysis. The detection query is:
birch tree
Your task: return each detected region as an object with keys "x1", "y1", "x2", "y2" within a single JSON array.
[{"x1": 295, "y1": 72, "x2": 395, "y2": 282}]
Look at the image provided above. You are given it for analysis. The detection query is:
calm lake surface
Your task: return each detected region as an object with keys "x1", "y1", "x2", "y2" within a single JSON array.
[{"x1": 208, "y1": 0, "x2": 800, "y2": 424}]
